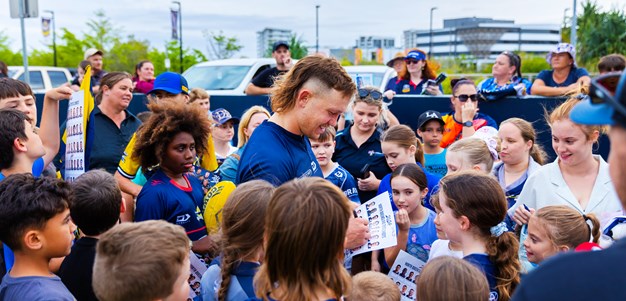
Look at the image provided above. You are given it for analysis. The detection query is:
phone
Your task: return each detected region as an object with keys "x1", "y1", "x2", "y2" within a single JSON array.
[
  {"x1": 421, "y1": 73, "x2": 447, "y2": 95},
  {"x1": 359, "y1": 163, "x2": 370, "y2": 179}
]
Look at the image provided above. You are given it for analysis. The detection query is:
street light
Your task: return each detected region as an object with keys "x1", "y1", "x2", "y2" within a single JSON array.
[
  {"x1": 43, "y1": 10, "x2": 57, "y2": 67},
  {"x1": 315, "y1": 5, "x2": 320, "y2": 54},
  {"x1": 172, "y1": 1, "x2": 183, "y2": 73},
  {"x1": 571, "y1": 0, "x2": 577, "y2": 49},
  {"x1": 429, "y1": 7, "x2": 437, "y2": 59},
  {"x1": 562, "y1": 8, "x2": 570, "y2": 28}
]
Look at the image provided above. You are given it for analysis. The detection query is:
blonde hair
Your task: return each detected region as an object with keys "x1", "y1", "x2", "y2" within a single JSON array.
[
  {"x1": 417, "y1": 256, "x2": 489, "y2": 301},
  {"x1": 533, "y1": 205, "x2": 601, "y2": 250},
  {"x1": 254, "y1": 177, "x2": 352, "y2": 301},
  {"x1": 381, "y1": 125, "x2": 425, "y2": 166},
  {"x1": 93, "y1": 220, "x2": 190, "y2": 301},
  {"x1": 500, "y1": 118, "x2": 546, "y2": 165},
  {"x1": 237, "y1": 106, "x2": 271, "y2": 148},
  {"x1": 547, "y1": 93, "x2": 608, "y2": 142},
  {"x1": 188, "y1": 87, "x2": 210, "y2": 104},
  {"x1": 448, "y1": 138, "x2": 494, "y2": 171},
  {"x1": 353, "y1": 86, "x2": 383, "y2": 110},
  {"x1": 350, "y1": 271, "x2": 401, "y2": 301},
  {"x1": 312, "y1": 126, "x2": 337, "y2": 143}
]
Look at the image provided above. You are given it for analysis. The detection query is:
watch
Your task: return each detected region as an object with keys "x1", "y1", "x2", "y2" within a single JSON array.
[{"x1": 463, "y1": 121, "x2": 473, "y2": 127}]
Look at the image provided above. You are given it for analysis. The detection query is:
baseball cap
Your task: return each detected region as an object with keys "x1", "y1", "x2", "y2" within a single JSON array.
[
  {"x1": 546, "y1": 43, "x2": 577, "y2": 67},
  {"x1": 84, "y1": 48, "x2": 103, "y2": 60},
  {"x1": 212, "y1": 108, "x2": 240, "y2": 125},
  {"x1": 570, "y1": 71, "x2": 626, "y2": 127},
  {"x1": 405, "y1": 50, "x2": 426, "y2": 62},
  {"x1": 417, "y1": 110, "x2": 444, "y2": 129},
  {"x1": 273, "y1": 41, "x2": 289, "y2": 52},
  {"x1": 386, "y1": 52, "x2": 406, "y2": 67},
  {"x1": 147, "y1": 72, "x2": 190, "y2": 95}
]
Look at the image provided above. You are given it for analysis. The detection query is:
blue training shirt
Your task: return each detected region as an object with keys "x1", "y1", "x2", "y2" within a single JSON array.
[
  {"x1": 135, "y1": 169, "x2": 208, "y2": 241},
  {"x1": 236, "y1": 121, "x2": 323, "y2": 186},
  {"x1": 324, "y1": 163, "x2": 360, "y2": 204},
  {"x1": 405, "y1": 210, "x2": 438, "y2": 263}
]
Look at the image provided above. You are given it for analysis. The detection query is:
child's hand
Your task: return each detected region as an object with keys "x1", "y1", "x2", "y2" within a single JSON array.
[
  {"x1": 45, "y1": 86, "x2": 73, "y2": 102},
  {"x1": 396, "y1": 209, "x2": 410, "y2": 231},
  {"x1": 358, "y1": 171, "x2": 380, "y2": 191}
]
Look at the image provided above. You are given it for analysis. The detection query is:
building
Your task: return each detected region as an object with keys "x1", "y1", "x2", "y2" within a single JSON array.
[
  {"x1": 256, "y1": 28, "x2": 292, "y2": 58},
  {"x1": 403, "y1": 17, "x2": 560, "y2": 59}
]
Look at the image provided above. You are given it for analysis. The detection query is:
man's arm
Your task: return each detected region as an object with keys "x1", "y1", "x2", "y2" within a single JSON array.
[
  {"x1": 40, "y1": 86, "x2": 73, "y2": 167},
  {"x1": 244, "y1": 83, "x2": 272, "y2": 95}
]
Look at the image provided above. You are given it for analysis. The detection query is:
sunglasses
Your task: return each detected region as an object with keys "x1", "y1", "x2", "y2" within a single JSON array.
[
  {"x1": 589, "y1": 72, "x2": 626, "y2": 117},
  {"x1": 405, "y1": 60, "x2": 422, "y2": 65},
  {"x1": 358, "y1": 89, "x2": 383, "y2": 101},
  {"x1": 454, "y1": 94, "x2": 479, "y2": 102}
]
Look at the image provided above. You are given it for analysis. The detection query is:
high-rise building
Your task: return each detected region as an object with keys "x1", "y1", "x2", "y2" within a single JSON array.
[{"x1": 256, "y1": 28, "x2": 292, "y2": 58}]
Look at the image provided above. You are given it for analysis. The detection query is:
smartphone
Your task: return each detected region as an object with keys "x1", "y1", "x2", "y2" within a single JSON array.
[
  {"x1": 428, "y1": 73, "x2": 447, "y2": 86},
  {"x1": 359, "y1": 163, "x2": 370, "y2": 179}
]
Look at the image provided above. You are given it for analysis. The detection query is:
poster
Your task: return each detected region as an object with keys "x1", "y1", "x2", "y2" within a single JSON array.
[
  {"x1": 64, "y1": 90, "x2": 85, "y2": 182},
  {"x1": 388, "y1": 250, "x2": 426, "y2": 301},
  {"x1": 188, "y1": 251, "x2": 208, "y2": 300},
  {"x1": 347, "y1": 192, "x2": 397, "y2": 257}
]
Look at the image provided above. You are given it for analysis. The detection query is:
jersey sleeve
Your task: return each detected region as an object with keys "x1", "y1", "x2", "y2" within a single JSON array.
[
  {"x1": 117, "y1": 133, "x2": 140, "y2": 179},
  {"x1": 341, "y1": 170, "x2": 361, "y2": 204},
  {"x1": 200, "y1": 133, "x2": 218, "y2": 172}
]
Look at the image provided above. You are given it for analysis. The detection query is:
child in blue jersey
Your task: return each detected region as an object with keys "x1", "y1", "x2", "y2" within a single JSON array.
[
  {"x1": 384, "y1": 164, "x2": 438, "y2": 266},
  {"x1": 437, "y1": 171, "x2": 520, "y2": 301},
  {"x1": 310, "y1": 126, "x2": 360, "y2": 204},
  {"x1": 200, "y1": 180, "x2": 274, "y2": 301},
  {"x1": 416, "y1": 110, "x2": 448, "y2": 177},
  {"x1": 133, "y1": 101, "x2": 216, "y2": 255}
]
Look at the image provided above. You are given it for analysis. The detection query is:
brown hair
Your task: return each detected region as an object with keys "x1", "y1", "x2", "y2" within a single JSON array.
[
  {"x1": 96, "y1": 72, "x2": 132, "y2": 104},
  {"x1": 500, "y1": 118, "x2": 546, "y2": 165},
  {"x1": 133, "y1": 60, "x2": 152, "y2": 80},
  {"x1": 417, "y1": 256, "x2": 490, "y2": 301},
  {"x1": 0, "y1": 78, "x2": 35, "y2": 102},
  {"x1": 188, "y1": 87, "x2": 210, "y2": 104},
  {"x1": 597, "y1": 54, "x2": 626, "y2": 73},
  {"x1": 312, "y1": 126, "x2": 337, "y2": 143},
  {"x1": 398, "y1": 49, "x2": 436, "y2": 81},
  {"x1": 350, "y1": 271, "x2": 401, "y2": 301},
  {"x1": 69, "y1": 170, "x2": 122, "y2": 236},
  {"x1": 270, "y1": 55, "x2": 355, "y2": 113},
  {"x1": 93, "y1": 220, "x2": 190, "y2": 301},
  {"x1": 439, "y1": 171, "x2": 520, "y2": 301},
  {"x1": 217, "y1": 180, "x2": 275, "y2": 301},
  {"x1": 546, "y1": 95, "x2": 608, "y2": 142},
  {"x1": 533, "y1": 205, "x2": 601, "y2": 249},
  {"x1": 254, "y1": 177, "x2": 352, "y2": 301},
  {"x1": 237, "y1": 105, "x2": 271, "y2": 148},
  {"x1": 132, "y1": 101, "x2": 211, "y2": 171},
  {"x1": 448, "y1": 138, "x2": 494, "y2": 171},
  {"x1": 381, "y1": 125, "x2": 425, "y2": 166},
  {"x1": 451, "y1": 78, "x2": 476, "y2": 95},
  {"x1": 390, "y1": 163, "x2": 428, "y2": 192},
  {"x1": 0, "y1": 61, "x2": 7, "y2": 77}
]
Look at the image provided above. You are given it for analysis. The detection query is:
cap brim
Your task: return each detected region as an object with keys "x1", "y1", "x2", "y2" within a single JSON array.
[
  {"x1": 417, "y1": 117, "x2": 444, "y2": 129},
  {"x1": 570, "y1": 98, "x2": 615, "y2": 126},
  {"x1": 217, "y1": 117, "x2": 239, "y2": 125},
  {"x1": 146, "y1": 87, "x2": 182, "y2": 95}
]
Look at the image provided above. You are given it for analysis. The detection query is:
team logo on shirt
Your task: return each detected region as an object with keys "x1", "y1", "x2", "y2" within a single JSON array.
[
  {"x1": 176, "y1": 214, "x2": 191, "y2": 224},
  {"x1": 311, "y1": 161, "x2": 317, "y2": 171},
  {"x1": 334, "y1": 170, "x2": 344, "y2": 178}
]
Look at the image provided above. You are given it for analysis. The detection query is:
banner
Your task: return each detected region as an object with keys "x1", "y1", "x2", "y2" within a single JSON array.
[
  {"x1": 41, "y1": 16, "x2": 50, "y2": 37},
  {"x1": 171, "y1": 9, "x2": 179, "y2": 40}
]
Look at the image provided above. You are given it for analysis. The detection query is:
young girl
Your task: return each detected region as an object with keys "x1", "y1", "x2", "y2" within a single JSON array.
[
  {"x1": 200, "y1": 180, "x2": 275, "y2": 301},
  {"x1": 384, "y1": 164, "x2": 438, "y2": 265},
  {"x1": 252, "y1": 178, "x2": 352, "y2": 301},
  {"x1": 524, "y1": 205, "x2": 600, "y2": 265},
  {"x1": 438, "y1": 170, "x2": 520, "y2": 301},
  {"x1": 428, "y1": 193, "x2": 463, "y2": 260},
  {"x1": 446, "y1": 137, "x2": 497, "y2": 175},
  {"x1": 133, "y1": 101, "x2": 215, "y2": 254},
  {"x1": 211, "y1": 108, "x2": 239, "y2": 166},
  {"x1": 417, "y1": 256, "x2": 490, "y2": 301}
]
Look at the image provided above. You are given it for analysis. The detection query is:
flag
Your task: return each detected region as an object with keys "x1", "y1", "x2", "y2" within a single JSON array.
[
  {"x1": 41, "y1": 17, "x2": 50, "y2": 37},
  {"x1": 171, "y1": 9, "x2": 179, "y2": 40}
]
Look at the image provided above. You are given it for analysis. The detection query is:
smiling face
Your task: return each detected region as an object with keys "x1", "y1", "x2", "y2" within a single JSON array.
[
  {"x1": 297, "y1": 88, "x2": 350, "y2": 139},
  {"x1": 391, "y1": 176, "x2": 426, "y2": 215},
  {"x1": 550, "y1": 119, "x2": 596, "y2": 167},
  {"x1": 104, "y1": 78, "x2": 134, "y2": 110},
  {"x1": 523, "y1": 215, "x2": 558, "y2": 264},
  {"x1": 498, "y1": 122, "x2": 532, "y2": 165},
  {"x1": 352, "y1": 101, "x2": 381, "y2": 134},
  {"x1": 311, "y1": 138, "x2": 335, "y2": 168},
  {"x1": 382, "y1": 141, "x2": 416, "y2": 171},
  {"x1": 160, "y1": 132, "x2": 196, "y2": 177},
  {"x1": 406, "y1": 59, "x2": 425, "y2": 76}
]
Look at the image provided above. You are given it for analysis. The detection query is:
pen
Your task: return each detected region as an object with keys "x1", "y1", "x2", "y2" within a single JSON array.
[{"x1": 523, "y1": 204, "x2": 530, "y2": 212}]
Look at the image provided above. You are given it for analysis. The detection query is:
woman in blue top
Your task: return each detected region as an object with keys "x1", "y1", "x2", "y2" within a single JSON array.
[
  {"x1": 531, "y1": 43, "x2": 591, "y2": 96},
  {"x1": 383, "y1": 49, "x2": 442, "y2": 99},
  {"x1": 477, "y1": 51, "x2": 532, "y2": 99}
]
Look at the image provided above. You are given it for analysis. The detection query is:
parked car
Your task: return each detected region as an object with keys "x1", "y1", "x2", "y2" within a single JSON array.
[
  {"x1": 343, "y1": 65, "x2": 397, "y2": 92},
  {"x1": 183, "y1": 58, "x2": 278, "y2": 96},
  {"x1": 8, "y1": 66, "x2": 73, "y2": 93}
]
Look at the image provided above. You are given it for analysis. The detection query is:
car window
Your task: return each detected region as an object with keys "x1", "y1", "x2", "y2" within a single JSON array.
[
  {"x1": 18, "y1": 71, "x2": 45, "y2": 90},
  {"x1": 347, "y1": 72, "x2": 385, "y2": 89},
  {"x1": 48, "y1": 71, "x2": 69, "y2": 88},
  {"x1": 184, "y1": 65, "x2": 252, "y2": 90}
]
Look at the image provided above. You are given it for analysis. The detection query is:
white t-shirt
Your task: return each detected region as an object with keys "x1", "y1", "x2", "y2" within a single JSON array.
[{"x1": 427, "y1": 239, "x2": 463, "y2": 261}]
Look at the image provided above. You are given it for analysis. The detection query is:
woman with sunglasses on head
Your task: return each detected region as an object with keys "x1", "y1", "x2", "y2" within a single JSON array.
[
  {"x1": 132, "y1": 60, "x2": 155, "y2": 94},
  {"x1": 477, "y1": 51, "x2": 532, "y2": 99},
  {"x1": 440, "y1": 79, "x2": 497, "y2": 148},
  {"x1": 383, "y1": 49, "x2": 442, "y2": 99},
  {"x1": 531, "y1": 43, "x2": 591, "y2": 97}
]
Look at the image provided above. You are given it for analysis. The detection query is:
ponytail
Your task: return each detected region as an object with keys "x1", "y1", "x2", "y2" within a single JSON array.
[
  {"x1": 486, "y1": 232, "x2": 521, "y2": 301},
  {"x1": 583, "y1": 214, "x2": 601, "y2": 243},
  {"x1": 535, "y1": 206, "x2": 601, "y2": 249},
  {"x1": 529, "y1": 144, "x2": 546, "y2": 165},
  {"x1": 415, "y1": 139, "x2": 425, "y2": 166}
]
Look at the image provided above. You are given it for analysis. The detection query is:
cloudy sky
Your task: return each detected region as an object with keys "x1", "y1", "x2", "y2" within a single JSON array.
[{"x1": 2, "y1": 0, "x2": 625, "y2": 59}]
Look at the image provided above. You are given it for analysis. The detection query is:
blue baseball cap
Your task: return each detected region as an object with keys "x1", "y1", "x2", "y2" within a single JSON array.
[
  {"x1": 405, "y1": 50, "x2": 426, "y2": 61},
  {"x1": 212, "y1": 108, "x2": 239, "y2": 125},
  {"x1": 273, "y1": 41, "x2": 289, "y2": 52},
  {"x1": 148, "y1": 72, "x2": 189, "y2": 95},
  {"x1": 570, "y1": 72, "x2": 626, "y2": 127}
]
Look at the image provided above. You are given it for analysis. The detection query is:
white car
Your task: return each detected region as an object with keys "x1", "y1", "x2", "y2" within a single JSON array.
[
  {"x1": 343, "y1": 65, "x2": 397, "y2": 92},
  {"x1": 8, "y1": 66, "x2": 73, "y2": 93},
  {"x1": 183, "y1": 58, "x2": 278, "y2": 96}
]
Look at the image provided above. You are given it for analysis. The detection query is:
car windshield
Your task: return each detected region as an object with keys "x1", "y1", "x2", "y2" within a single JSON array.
[
  {"x1": 8, "y1": 69, "x2": 17, "y2": 77},
  {"x1": 184, "y1": 65, "x2": 251, "y2": 90},
  {"x1": 347, "y1": 72, "x2": 385, "y2": 89}
]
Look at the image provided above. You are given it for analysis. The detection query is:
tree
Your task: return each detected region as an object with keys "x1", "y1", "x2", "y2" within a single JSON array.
[
  {"x1": 149, "y1": 40, "x2": 207, "y2": 74},
  {"x1": 264, "y1": 34, "x2": 309, "y2": 59},
  {"x1": 576, "y1": 1, "x2": 626, "y2": 68},
  {"x1": 107, "y1": 36, "x2": 151, "y2": 74},
  {"x1": 203, "y1": 30, "x2": 243, "y2": 60},
  {"x1": 83, "y1": 9, "x2": 122, "y2": 52},
  {"x1": 0, "y1": 31, "x2": 22, "y2": 65}
]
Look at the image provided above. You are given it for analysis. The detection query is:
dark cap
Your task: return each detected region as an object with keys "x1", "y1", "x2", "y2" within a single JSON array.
[
  {"x1": 273, "y1": 41, "x2": 289, "y2": 52},
  {"x1": 417, "y1": 110, "x2": 444, "y2": 129},
  {"x1": 212, "y1": 108, "x2": 240, "y2": 125}
]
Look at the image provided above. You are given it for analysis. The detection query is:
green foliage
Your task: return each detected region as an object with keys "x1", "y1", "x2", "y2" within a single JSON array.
[
  {"x1": 519, "y1": 53, "x2": 550, "y2": 74},
  {"x1": 107, "y1": 36, "x2": 150, "y2": 73},
  {"x1": 264, "y1": 33, "x2": 309, "y2": 59},
  {"x1": 83, "y1": 9, "x2": 121, "y2": 51},
  {"x1": 0, "y1": 31, "x2": 22, "y2": 65},
  {"x1": 576, "y1": 1, "x2": 626, "y2": 69},
  {"x1": 203, "y1": 30, "x2": 243, "y2": 60}
]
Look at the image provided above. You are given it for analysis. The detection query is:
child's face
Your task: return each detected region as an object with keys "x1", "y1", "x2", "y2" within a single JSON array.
[
  {"x1": 212, "y1": 121, "x2": 235, "y2": 143},
  {"x1": 433, "y1": 207, "x2": 448, "y2": 239},
  {"x1": 310, "y1": 138, "x2": 335, "y2": 168},
  {"x1": 160, "y1": 132, "x2": 196, "y2": 176},
  {"x1": 0, "y1": 93, "x2": 37, "y2": 125},
  {"x1": 40, "y1": 208, "x2": 75, "y2": 257},
  {"x1": 436, "y1": 190, "x2": 463, "y2": 243},
  {"x1": 382, "y1": 141, "x2": 415, "y2": 171},
  {"x1": 22, "y1": 120, "x2": 46, "y2": 159},
  {"x1": 194, "y1": 98, "x2": 210, "y2": 113},
  {"x1": 243, "y1": 112, "x2": 268, "y2": 139},
  {"x1": 391, "y1": 175, "x2": 426, "y2": 215},
  {"x1": 417, "y1": 120, "x2": 444, "y2": 148},
  {"x1": 524, "y1": 215, "x2": 559, "y2": 264},
  {"x1": 498, "y1": 122, "x2": 532, "y2": 165},
  {"x1": 446, "y1": 151, "x2": 486, "y2": 174},
  {"x1": 163, "y1": 256, "x2": 190, "y2": 301}
]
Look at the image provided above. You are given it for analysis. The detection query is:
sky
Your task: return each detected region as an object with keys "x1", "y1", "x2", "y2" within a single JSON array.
[{"x1": 2, "y1": 0, "x2": 625, "y2": 59}]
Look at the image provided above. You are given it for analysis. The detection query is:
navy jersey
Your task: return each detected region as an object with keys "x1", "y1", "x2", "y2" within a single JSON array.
[
  {"x1": 135, "y1": 169, "x2": 208, "y2": 241},
  {"x1": 325, "y1": 163, "x2": 360, "y2": 204},
  {"x1": 236, "y1": 121, "x2": 322, "y2": 186},
  {"x1": 465, "y1": 254, "x2": 499, "y2": 301}
]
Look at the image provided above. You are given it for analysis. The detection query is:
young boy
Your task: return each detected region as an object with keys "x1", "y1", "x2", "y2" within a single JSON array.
[
  {"x1": 57, "y1": 170, "x2": 124, "y2": 301},
  {"x1": 0, "y1": 174, "x2": 76, "y2": 300},
  {"x1": 211, "y1": 108, "x2": 239, "y2": 166},
  {"x1": 416, "y1": 110, "x2": 448, "y2": 177},
  {"x1": 350, "y1": 271, "x2": 401, "y2": 301},
  {"x1": 92, "y1": 220, "x2": 191, "y2": 301},
  {"x1": 310, "y1": 126, "x2": 360, "y2": 204}
]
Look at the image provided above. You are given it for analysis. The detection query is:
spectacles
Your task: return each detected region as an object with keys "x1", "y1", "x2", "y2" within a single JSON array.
[
  {"x1": 589, "y1": 72, "x2": 626, "y2": 117},
  {"x1": 358, "y1": 89, "x2": 383, "y2": 101},
  {"x1": 405, "y1": 60, "x2": 421, "y2": 65},
  {"x1": 455, "y1": 94, "x2": 479, "y2": 102}
]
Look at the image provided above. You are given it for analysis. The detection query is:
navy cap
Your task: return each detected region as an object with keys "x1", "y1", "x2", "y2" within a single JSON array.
[
  {"x1": 147, "y1": 72, "x2": 189, "y2": 95},
  {"x1": 212, "y1": 108, "x2": 240, "y2": 125},
  {"x1": 417, "y1": 110, "x2": 444, "y2": 129},
  {"x1": 405, "y1": 50, "x2": 427, "y2": 62},
  {"x1": 570, "y1": 72, "x2": 626, "y2": 127},
  {"x1": 273, "y1": 41, "x2": 289, "y2": 52}
]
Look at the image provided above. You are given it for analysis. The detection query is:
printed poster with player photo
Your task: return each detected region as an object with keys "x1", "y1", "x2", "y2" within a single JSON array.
[
  {"x1": 188, "y1": 250, "x2": 208, "y2": 300},
  {"x1": 388, "y1": 250, "x2": 426, "y2": 301},
  {"x1": 348, "y1": 192, "x2": 397, "y2": 257},
  {"x1": 64, "y1": 90, "x2": 85, "y2": 183}
]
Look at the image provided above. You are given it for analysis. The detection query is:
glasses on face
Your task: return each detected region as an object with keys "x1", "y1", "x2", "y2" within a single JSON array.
[
  {"x1": 358, "y1": 89, "x2": 383, "y2": 101},
  {"x1": 454, "y1": 94, "x2": 479, "y2": 102},
  {"x1": 589, "y1": 72, "x2": 626, "y2": 117},
  {"x1": 405, "y1": 60, "x2": 421, "y2": 65}
]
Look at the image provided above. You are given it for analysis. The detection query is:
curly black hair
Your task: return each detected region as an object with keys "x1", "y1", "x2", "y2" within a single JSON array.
[{"x1": 132, "y1": 101, "x2": 212, "y2": 171}]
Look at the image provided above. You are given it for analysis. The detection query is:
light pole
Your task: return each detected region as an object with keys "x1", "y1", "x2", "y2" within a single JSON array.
[
  {"x1": 571, "y1": 0, "x2": 577, "y2": 49},
  {"x1": 315, "y1": 5, "x2": 320, "y2": 54},
  {"x1": 429, "y1": 7, "x2": 437, "y2": 59},
  {"x1": 44, "y1": 10, "x2": 57, "y2": 67},
  {"x1": 172, "y1": 1, "x2": 183, "y2": 73}
]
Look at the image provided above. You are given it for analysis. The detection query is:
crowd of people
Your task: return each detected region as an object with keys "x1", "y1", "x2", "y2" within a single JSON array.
[{"x1": 0, "y1": 41, "x2": 626, "y2": 301}]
